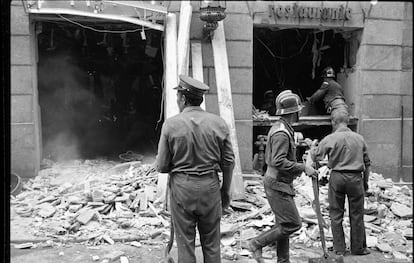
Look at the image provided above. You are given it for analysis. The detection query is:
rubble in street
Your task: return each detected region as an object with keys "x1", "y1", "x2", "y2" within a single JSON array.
[{"x1": 10, "y1": 159, "x2": 412, "y2": 262}]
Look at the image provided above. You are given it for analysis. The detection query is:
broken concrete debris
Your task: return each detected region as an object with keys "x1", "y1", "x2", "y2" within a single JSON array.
[
  {"x1": 76, "y1": 209, "x2": 97, "y2": 225},
  {"x1": 11, "y1": 160, "x2": 413, "y2": 262},
  {"x1": 103, "y1": 250, "x2": 125, "y2": 261},
  {"x1": 119, "y1": 256, "x2": 129, "y2": 263},
  {"x1": 390, "y1": 203, "x2": 412, "y2": 218},
  {"x1": 14, "y1": 242, "x2": 34, "y2": 249}
]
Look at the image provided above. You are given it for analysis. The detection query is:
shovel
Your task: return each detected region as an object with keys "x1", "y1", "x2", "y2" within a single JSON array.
[
  {"x1": 308, "y1": 176, "x2": 344, "y2": 263},
  {"x1": 164, "y1": 215, "x2": 175, "y2": 263},
  {"x1": 164, "y1": 176, "x2": 175, "y2": 263}
]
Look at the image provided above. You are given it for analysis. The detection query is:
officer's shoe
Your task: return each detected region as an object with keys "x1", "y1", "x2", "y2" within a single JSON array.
[
  {"x1": 248, "y1": 240, "x2": 264, "y2": 263},
  {"x1": 351, "y1": 248, "x2": 371, "y2": 256}
]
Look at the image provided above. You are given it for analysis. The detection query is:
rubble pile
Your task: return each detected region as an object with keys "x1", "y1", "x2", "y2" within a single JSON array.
[
  {"x1": 252, "y1": 105, "x2": 271, "y2": 121},
  {"x1": 11, "y1": 160, "x2": 412, "y2": 261},
  {"x1": 11, "y1": 159, "x2": 168, "y2": 245},
  {"x1": 218, "y1": 170, "x2": 413, "y2": 261}
]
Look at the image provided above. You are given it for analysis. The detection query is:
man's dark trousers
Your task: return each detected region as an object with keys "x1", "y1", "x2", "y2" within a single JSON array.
[
  {"x1": 170, "y1": 172, "x2": 222, "y2": 263},
  {"x1": 328, "y1": 171, "x2": 367, "y2": 254},
  {"x1": 254, "y1": 176, "x2": 302, "y2": 263}
]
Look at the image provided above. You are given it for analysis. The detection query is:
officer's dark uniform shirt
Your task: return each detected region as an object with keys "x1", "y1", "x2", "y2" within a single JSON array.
[
  {"x1": 309, "y1": 79, "x2": 345, "y2": 110},
  {"x1": 265, "y1": 118, "x2": 306, "y2": 195},
  {"x1": 156, "y1": 106, "x2": 234, "y2": 175},
  {"x1": 312, "y1": 127, "x2": 371, "y2": 172}
]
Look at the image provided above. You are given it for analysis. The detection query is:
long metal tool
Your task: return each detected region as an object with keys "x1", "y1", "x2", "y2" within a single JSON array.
[
  {"x1": 164, "y1": 177, "x2": 175, "y2": 263},
  {"x1": 308, "y1": 176, "x2": 344, "y2": 263}
]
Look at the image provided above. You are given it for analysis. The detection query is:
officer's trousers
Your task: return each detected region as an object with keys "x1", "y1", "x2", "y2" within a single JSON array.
[
  {"x1": 170, "y1": 172, "x2": 222, "y2": 263},
  {"x1": 253, "y1": 176, "x2": 302, "y2": 263},
  {"x1": 328, "y1": 171, "x2": 367, "y2": 254}
]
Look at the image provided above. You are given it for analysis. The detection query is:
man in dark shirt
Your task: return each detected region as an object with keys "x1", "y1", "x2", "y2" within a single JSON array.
[
  {"x1": 248, "y1": 90, "x2": 319, "y2": 263},
  {"x1": 156, "y1": 75, "x2": 235, "y2": 263},
  {"x1": 311, "y1": 110, "x2": 371, "y2": 256},
  {"x1": 308, "y1": 67, "x2": 349, "y2": 116}
]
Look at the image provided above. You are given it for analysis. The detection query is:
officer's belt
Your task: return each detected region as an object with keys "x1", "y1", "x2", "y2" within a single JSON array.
[
  {"x1": 331, "y1": 170, "x2": 362, "y2": 174},
  {"x1": 172, "y1": 170, "x2": 217, "y2": 177}
]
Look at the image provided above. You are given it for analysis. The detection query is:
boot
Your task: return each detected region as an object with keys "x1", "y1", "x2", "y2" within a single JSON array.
[
  {"x1": 276, "y1": 238, "x2": 290, "y2": 263},
  {"x1": 248, "y1": 239, "x2": 265, "y2": 263},
  {"x1": 255, "y1": 227, "x2": 284, "y2": 247}
]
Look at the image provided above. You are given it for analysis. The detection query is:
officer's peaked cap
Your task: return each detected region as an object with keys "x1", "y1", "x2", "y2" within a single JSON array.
[{"x1": 174, "y1": 75, "x2": 209, "y2": 97}]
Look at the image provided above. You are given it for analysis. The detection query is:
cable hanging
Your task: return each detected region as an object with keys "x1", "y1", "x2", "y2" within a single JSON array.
[{"x1": 254, "y1": 32, "x2": 310, "y2": 60}]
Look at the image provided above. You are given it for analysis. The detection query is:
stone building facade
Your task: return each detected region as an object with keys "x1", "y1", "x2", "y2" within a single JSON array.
[{"x1": 10, "y1": 1, "x2": 412, "y2": 181}]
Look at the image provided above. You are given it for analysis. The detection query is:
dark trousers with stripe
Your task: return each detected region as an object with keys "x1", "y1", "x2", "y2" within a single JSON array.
[
  {"x1": 170, "y1": 172, "x2": 222, "y2": 263},
  {"x1": 329, "y1": 171, "x2": 367, "y2": 254},
  {"x1": 254, "y1": 176, "x2": 302, "y2": 263}
]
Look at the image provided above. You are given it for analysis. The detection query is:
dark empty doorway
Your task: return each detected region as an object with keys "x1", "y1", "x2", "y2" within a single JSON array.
[{"x1": 37, "y1": 19, "x2": 164, "y2": 161}]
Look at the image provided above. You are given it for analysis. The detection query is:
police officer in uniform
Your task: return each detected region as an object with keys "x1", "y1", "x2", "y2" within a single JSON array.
[
  {"x1": 310, "y1": 110, "x2": 371, "y2": 256},
  {"x1": 156, "y1": 75, "x2": 235, "y2": 263},
  {"x1": 248, "y1": 90, "x2": 319, "y2": 263},
  {"x1": 308, "y1": 67, "x2": 349, "y2": 116}
]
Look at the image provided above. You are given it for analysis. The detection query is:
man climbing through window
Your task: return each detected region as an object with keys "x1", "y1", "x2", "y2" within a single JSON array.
[{"x1": 307, "y1": 66, "x2": 349, "y2": 116}]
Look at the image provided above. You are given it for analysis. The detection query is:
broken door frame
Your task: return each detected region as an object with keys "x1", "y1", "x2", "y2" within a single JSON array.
[{"x1": 24, "y1": 0, "x2": 167, "y2": 31}]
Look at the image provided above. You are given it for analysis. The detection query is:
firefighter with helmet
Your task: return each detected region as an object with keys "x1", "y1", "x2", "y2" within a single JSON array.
[
  {"x1": 307, "y1": 66, "x2": 349, "y2": 116},
  {"x1": 248, "y1": 90, "x2": 319, "y2": 263}
]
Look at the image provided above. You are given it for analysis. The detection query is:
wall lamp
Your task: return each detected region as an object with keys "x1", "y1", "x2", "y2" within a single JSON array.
[{"x1": 199, "y1": 0, "x2": 226, "y2": 39}]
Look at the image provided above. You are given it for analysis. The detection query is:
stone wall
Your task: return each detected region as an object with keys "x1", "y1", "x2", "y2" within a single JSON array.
[
  {"x1": 357, "y1": 1, "x2": 413, "y2": 181},
  {"x1": 10, "y1": 0, "x2": 42, "y2": 178}
]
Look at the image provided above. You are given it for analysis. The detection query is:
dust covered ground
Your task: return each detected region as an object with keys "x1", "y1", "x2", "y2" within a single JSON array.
[{"x1": 10, "y1": 158, "x2": 413, "y2": 262}]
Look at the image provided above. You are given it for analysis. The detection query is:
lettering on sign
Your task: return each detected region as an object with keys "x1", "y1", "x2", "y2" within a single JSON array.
[{"x1": 268, "y1": 3, "x2": 352, "y2": 21}]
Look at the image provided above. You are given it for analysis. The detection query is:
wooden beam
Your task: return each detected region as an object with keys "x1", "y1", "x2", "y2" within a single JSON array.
[
  {"x1": 211, "y1": 21, "x2": 245, "y2": 200},
  {"x1": 158, "y1": 12, "x2": 178, "y2": 208},
  {"x1": 164, "y1": 13, "x2": 178, "y2": 119},
  {"x1": 190, "y1": 41, "x2": 206, "y2": 110},
  {"x1": 177, "y1": 1, "x2": 192, "y2": 75}
]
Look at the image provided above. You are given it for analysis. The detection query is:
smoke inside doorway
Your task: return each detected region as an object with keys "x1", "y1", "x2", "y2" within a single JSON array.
[{"x1": 37, "y1": 19, "x2": 164, "y2": 161}]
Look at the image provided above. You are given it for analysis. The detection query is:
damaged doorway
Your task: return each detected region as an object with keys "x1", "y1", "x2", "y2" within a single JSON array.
[
  {"x1": 253, "y1": 26, "x2": 361, "y2": 160},
  {"x1": 37, "y1": 18, "x2": 164, "y2": 162}
]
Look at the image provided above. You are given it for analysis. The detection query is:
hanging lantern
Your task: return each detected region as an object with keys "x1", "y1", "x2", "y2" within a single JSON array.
[{"x1": 199, "y1": 0, "x2": 226, "y2": 39}]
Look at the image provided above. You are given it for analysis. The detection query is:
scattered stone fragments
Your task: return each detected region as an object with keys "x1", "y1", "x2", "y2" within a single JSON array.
[
  {"x1": 390, "y1": 203, "x2": 412, "y2": 218},
  {"x1": 103, "y1": 250, "x2": 125, "y2": 262},
  {"x1": 377, "y1": 242, "x2": 393, "y2": 253},
  {"x1": 77, "y1": 209, "x2": 97, "y2": 225},
  {"x1": 14, "y1": 242, "x2": 34, "y2": 249},
  {"x1": 37, "y1": 203, "x2": 56, "y2": 218},
  {"x1": 129, "y1": 241, "x2": 142, "y2": 248},
  {"x1": 10, "y1": 160, "x2": 413, "y2": 262}
]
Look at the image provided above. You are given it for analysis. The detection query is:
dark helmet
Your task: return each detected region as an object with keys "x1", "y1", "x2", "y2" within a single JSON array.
[
  {"x1": 275, "y1": 90, "x2": 303, "y2": 116},
  {"x1": 322, "y1": 66, "x2": 335, "y2": 78}
]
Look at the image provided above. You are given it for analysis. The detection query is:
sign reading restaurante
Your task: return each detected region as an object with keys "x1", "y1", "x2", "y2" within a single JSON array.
[{"x1": 268, "y1": 3, "x2": 352, "y2": 21}]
